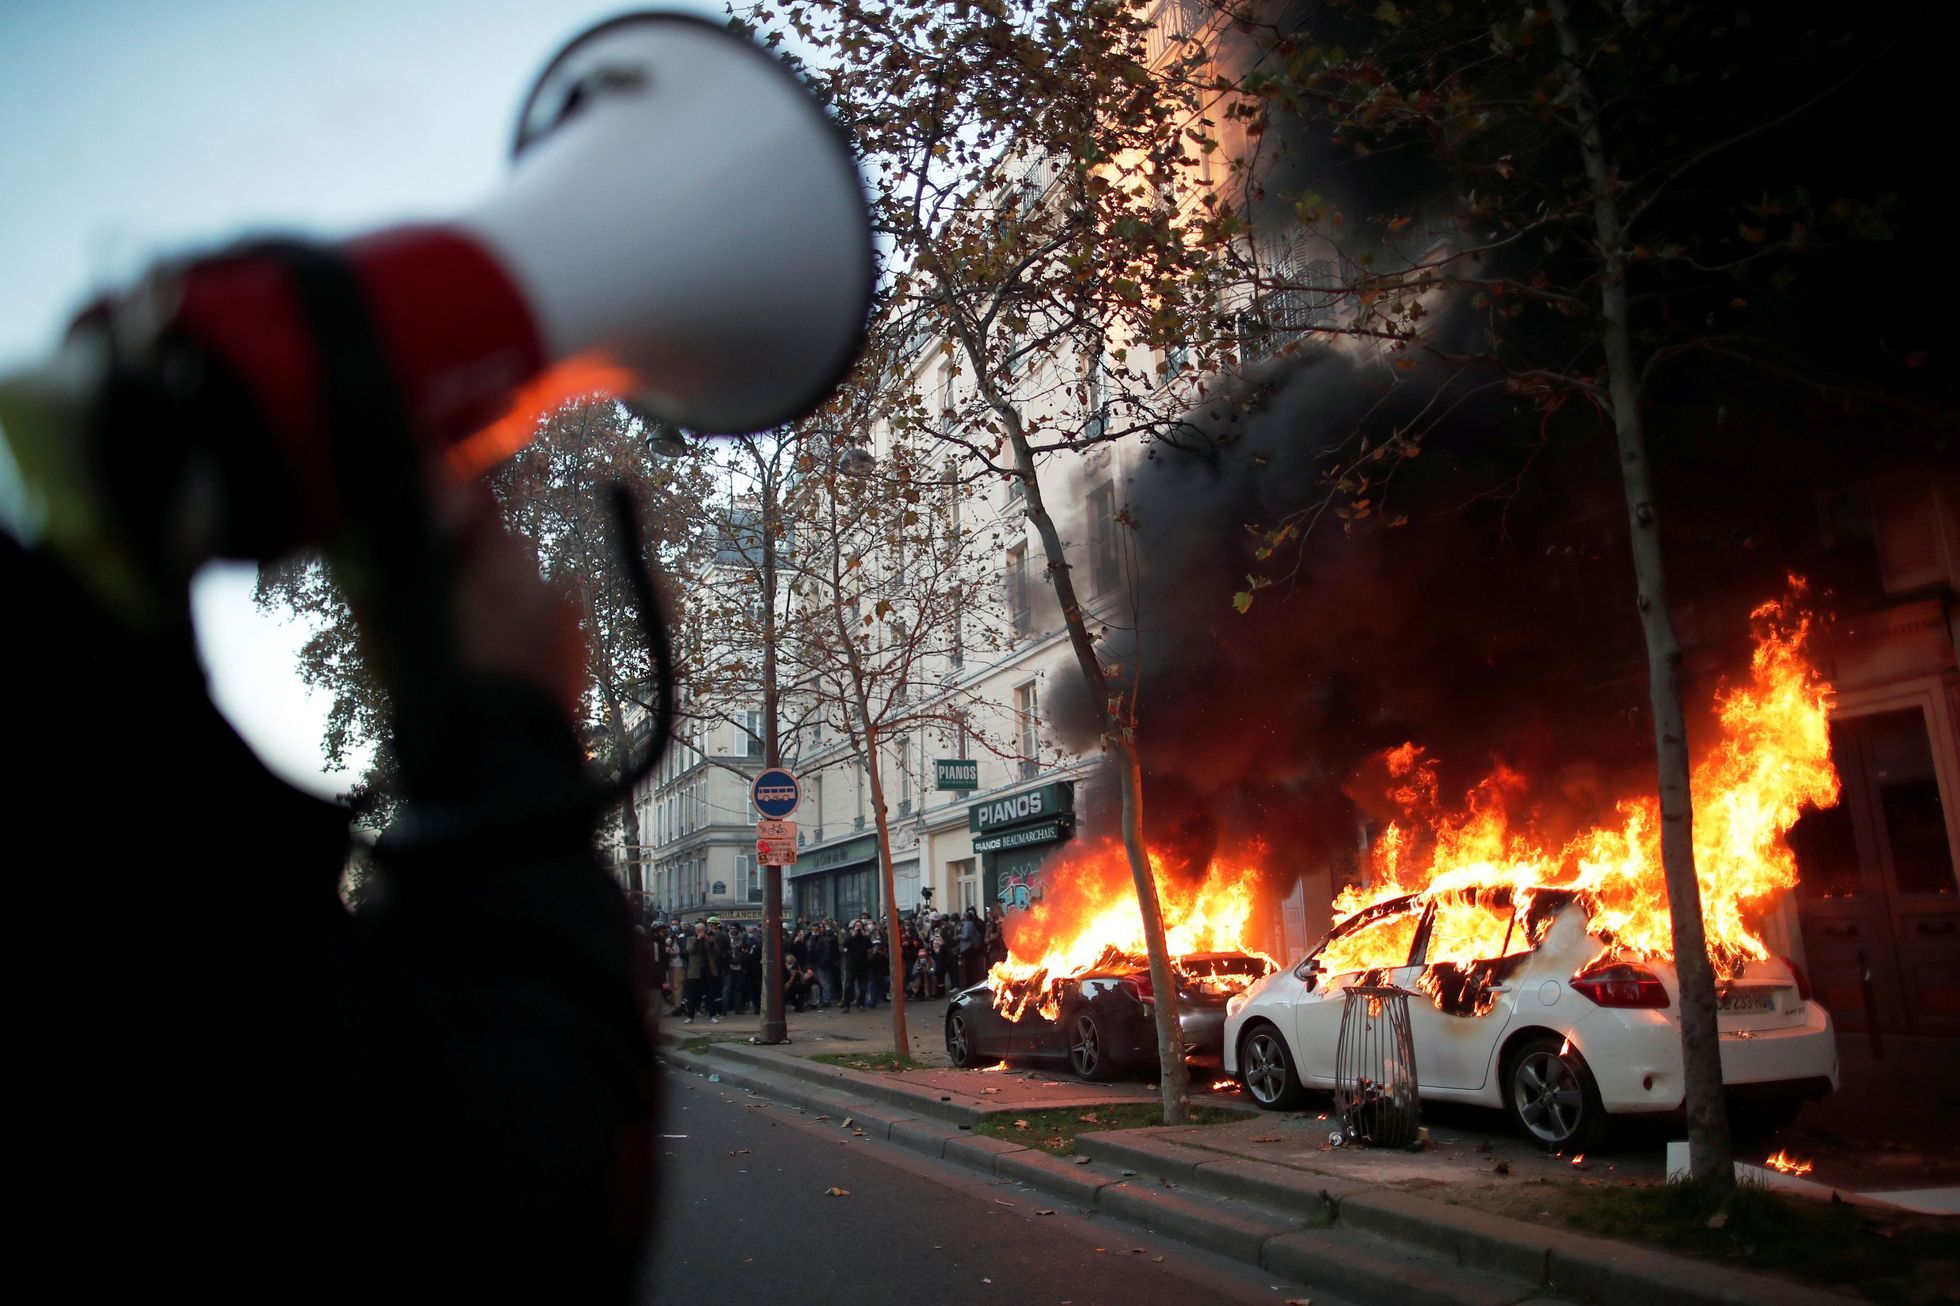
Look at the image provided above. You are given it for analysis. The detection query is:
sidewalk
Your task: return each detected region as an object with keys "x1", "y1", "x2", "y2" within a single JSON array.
[
  {"x1": 657, "y1": 993, "x2": 963, "y2": 1065},
  {"x1": 656, "y1": 1004, "x2": 1915, "y2": 1306}
]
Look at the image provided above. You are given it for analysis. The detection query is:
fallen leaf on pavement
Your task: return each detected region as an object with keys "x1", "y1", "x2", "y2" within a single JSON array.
[
  {"x1": 1127, "y1": 1247, "x2": 1146, "y2": 1255},
  {"x1": 1035, "y1": 1209, "x2": 1056, "y2": 1216},
  {"x1": 1044, "y1": 1137, "x2": 1066, "y2": 1149},
  {"x1": 1078, "y1": 1113, "x2": 1102, "y2": 1124},
  {"x1": 726, "y1": 1149, "x2": 751, "y2": 1156},
  {"x1": 981, "y1": 1087, "x2": 1001, "y2": 1095},
  {"x1": 1013, "y1": 1119, "x2": 1031, "y2": 1130},
  {"x1": 1151, "y1": 1256, "x2": 1164, "y2": 1263},
  {"x1": 823, "y1": 1187, "x2": 850, "y2": 1197},
  {"x1": 852, "y1": 1130, "x2": 866, "y2": 1137},
  {"x1": 815, "y1": 1115, "x2": 831, "y2": 1122},
  {"x1": 995, "y1": 1199, "x2": 1016, "y2": 1208},
  {"x1": 842, "y1": 1117, "x2": 854, "y2": 1128},
  {"x1": 1251, "y1": 1136, "x2": 1282, "y2": 1143},
  {"x1": 1492, "y1": 1161, "x2": 1511, "y2": 1175},
  {"x1": 1285, "y1": 1299, "x2": 1310, "y2": 1305},
  {"x1": 1074, "y1": 1157, "x2": 1093, "y2": 1165}
]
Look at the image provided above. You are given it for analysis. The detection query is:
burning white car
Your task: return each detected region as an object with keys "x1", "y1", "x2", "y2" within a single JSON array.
[{"x1": 1223, "y1": 887, "x2": 1838, "y2": 1149}]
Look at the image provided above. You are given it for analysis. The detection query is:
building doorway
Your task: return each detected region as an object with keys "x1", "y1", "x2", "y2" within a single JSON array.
[{"x1": 1792, "y1": 705, "x2": 1959, "y2": 1037}]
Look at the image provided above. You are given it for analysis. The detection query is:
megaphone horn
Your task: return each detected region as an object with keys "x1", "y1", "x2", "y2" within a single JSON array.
[{"x1": 5, "y1": 11, "x2": 872, "y2": 568}]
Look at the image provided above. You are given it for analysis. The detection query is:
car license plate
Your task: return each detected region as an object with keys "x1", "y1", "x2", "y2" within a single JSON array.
[{"x1": 1719, "y1": 991, "x2": 1774, "y2": 1013}]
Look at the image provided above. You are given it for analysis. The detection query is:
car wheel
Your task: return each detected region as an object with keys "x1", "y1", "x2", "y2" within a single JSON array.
[
  {"x1": 1505, "y1": 1036, "x2": 1605, "y2": 1151},
  {"x1": 1068, "y1": 1011, "x2": 1114, "y2": 1081},
  {"x1": 1239, "y1": 1023, "x2": 1308, "y2": 1110},
  {"x1": 946, "y1": 1009, "x2": 985, "y2": 1068}
]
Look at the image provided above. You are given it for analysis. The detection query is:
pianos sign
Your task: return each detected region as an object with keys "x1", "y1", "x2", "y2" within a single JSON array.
[
  {"x1": 935, "y1": 758, "x2": 979, "y2": 791},
  {"x1": 968, "y1": 780, "x2": 1074, "y2": 834}
]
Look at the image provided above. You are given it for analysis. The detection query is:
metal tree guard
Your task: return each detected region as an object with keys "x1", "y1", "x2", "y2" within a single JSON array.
[{"x1": 1332, "y1": 984, "x2": 1422, "y2": 1148}]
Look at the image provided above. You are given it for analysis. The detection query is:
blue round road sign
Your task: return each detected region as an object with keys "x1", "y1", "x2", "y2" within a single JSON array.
[{"x1": 751, "y1": 767, "x2": 801, "y2": 819}]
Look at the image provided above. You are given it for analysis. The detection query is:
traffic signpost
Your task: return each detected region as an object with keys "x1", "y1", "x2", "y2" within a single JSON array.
[
  {"x1": 756, "y1": 817, "x2": 797, "y2": 865},
  {"x1": 751, "y1": 768, "x2": 801, "y2": 819}
]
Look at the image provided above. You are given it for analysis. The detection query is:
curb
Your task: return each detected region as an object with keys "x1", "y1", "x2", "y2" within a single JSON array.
[{"x1": 661, "y1": 1041, "x2": 1860, "y2": 1306}]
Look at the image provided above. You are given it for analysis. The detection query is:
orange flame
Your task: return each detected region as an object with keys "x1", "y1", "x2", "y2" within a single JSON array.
[
  {"x1": 1327, "y1": 585, "x2": 1838, "y2": 975},
  {"x1": 1765, "y1": 1149, "x2": 1814, "y2": 1176},
  {"x1": 989, "y1": 844, "x2": 1274, "y2": 1021}
]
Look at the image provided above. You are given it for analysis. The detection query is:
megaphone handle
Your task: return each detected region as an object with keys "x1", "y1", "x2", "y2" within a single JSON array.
[{"x1": 245, "y1": 239, "x2": 462, "y2": 802}]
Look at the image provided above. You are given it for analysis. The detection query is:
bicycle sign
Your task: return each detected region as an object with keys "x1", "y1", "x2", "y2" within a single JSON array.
[{"x1": 750, "y1": 767, "x2": 801, "y2": 819}]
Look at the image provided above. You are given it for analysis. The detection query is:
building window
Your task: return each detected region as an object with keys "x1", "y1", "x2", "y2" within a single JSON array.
[
  {"x1": 738, "y1": 852, "x2": 758, "y2": 901},
  {"x1": 1090, "y1": 482, "x2": 1119, "y2": 595},
  {"x1": 897, "y1": 736, "x2": 913, "y2": 816},
  {"x1": 1016, "y1": 681, "x2": 1040, "y2": 780},
  {"x1": 952, "y1": 858, "x2": 978, "y2": 914},
  {"x1": 745, "y1": 709, "x2": 765, "y2": 758},
  {"x1": 1006, "y1": 543, "x2": 1032, "y2": 638}
]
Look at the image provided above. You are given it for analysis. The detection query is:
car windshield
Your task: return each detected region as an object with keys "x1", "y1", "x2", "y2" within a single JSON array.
[{"x1": 1316, "y1": 906, "x2": 1420, "y2": 976}]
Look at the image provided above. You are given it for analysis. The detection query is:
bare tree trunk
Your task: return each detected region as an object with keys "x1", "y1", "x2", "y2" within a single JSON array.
[
  {"x1": 600, "y1": 681, "x2": 644, "y2": 904},
  {"x1": 860, "y1": 722, "x2": 913, "y2": 1057},
  {"x1": 1001, "y1": 411, "x2": 1189, "y2": 1123},
  {"x1": 1552, "y1": 0, "x2": 1733, "y2": 1197}
]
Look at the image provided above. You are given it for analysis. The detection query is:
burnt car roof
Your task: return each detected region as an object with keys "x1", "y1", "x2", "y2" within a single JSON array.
[
  {"x1": 1305, "y1": 887, "x2": 1588, "y2": 964},
  {"x1": 987, "y1": 949, "x2": 1270, "y2": 986}
]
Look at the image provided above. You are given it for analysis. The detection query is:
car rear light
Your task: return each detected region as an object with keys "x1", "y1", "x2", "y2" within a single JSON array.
[
  {"x1": 1572, "y1": 961, "x2": 1670, "y2": 1009},
  {"x1": 1120, "y1": 975, "x2": 1154, "y2": 1002},
  {"x1": 1781, "y1": 956, "x2": 1812, "y2": 1002}
]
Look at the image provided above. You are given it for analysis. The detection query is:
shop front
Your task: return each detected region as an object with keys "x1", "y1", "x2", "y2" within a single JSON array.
[
  {"x1": 790, "y1": 833, "x2": 880, "y2": 924},
  {"x1": 970, "y1": 781, "x2": 1076, "y2": 914}
]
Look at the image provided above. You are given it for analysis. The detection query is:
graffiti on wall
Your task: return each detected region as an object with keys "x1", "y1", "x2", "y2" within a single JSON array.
[{"x1": 998, "y1": 871, "x2": 1042, "y2": 913}]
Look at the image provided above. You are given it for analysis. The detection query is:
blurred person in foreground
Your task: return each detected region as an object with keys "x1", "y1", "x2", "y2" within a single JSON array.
[{"x1": 6, "y1": 474, "x2": 657, "y2": 1300}]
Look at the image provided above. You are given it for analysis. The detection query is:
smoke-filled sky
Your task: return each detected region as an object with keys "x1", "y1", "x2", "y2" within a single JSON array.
[
  {"x1": 1053, "y1": 343, "x2": 1879, "y2": 899},
  {"x1": 0, "y1": 0, "x2": 720, "y2": 794}
]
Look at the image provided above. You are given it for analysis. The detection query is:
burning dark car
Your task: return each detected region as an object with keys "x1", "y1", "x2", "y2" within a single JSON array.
[{"x1": 945, "y1": 950, "x2": 1275, "y2": 1080}]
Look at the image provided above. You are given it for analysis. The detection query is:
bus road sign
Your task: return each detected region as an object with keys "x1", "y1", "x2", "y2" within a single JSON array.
[{"x1": 751, "y1": 767, "x2": 801, "y2": 819}]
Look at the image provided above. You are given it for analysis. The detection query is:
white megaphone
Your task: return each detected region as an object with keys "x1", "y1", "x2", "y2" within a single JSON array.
[
  {"x1": 476, "y1": 11, "x2": 873, "y2": 436},
  {"x1": 0, "y1": 11, "x2": 871, "y2": 574}
]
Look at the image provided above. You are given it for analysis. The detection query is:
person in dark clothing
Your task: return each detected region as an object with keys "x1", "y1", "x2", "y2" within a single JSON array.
[
  {"x1": 867, "y1": 933, "x2": 891, "y2": 1008},
  {"x1": 809, "y1": 922, "x2": 841, "y2": 1009},
  {"x1": 984, "y1": 913, "x2": 1008, "y2": 969},
  {"x1": 934, "y1": 916, "x2": 960, "y2": 994},
  {"x1": 741, "y1": 927, "x2": 764, "y2": 1014},
  {"x1": 958, "y1": 907, "x2": 985, "y2": 988},
  {"x1": 784, "y1": 957, "x2": 818, "y2": 1011},
  {"x1": 842, "y1": 921, "x2": 871, "y2": 1011},
  {"x1": 721, "y1": 922, "x2": 747, "y2": 1014},
  {"x1": 6, "y1": 483, "x2": 656, "y2": 1301}
]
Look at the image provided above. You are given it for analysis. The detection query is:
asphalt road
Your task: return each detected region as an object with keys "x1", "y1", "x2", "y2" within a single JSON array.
[{"x1": 638, "y1": 1062, "x2": 1361, "y2": 1306}]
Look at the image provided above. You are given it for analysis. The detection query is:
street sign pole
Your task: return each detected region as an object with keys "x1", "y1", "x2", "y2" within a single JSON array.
[{"x1": 752, "y1": 766, "x2": 801, "y2": 1045}]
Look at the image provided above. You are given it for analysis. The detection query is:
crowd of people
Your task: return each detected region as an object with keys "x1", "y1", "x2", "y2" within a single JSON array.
[{"x1": 636, "y1": 903, "x2": 1012, "y2": 1022}]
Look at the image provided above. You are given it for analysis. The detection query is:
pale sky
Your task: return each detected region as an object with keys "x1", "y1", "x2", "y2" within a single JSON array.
[{"x1": 1, "y1": 0, "x2": 721, "y2": 796}]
